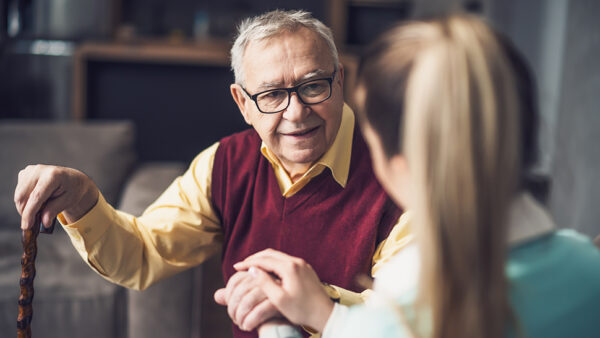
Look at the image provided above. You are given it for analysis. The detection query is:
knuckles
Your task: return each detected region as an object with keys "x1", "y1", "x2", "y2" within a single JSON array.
[
  {"x1": 42, "y1": 165, "x2": 69, "y2": 183},
  {"x1": 286, "y1": 257, "x2": 308, "y2": 273},
  {"x1": 262, "y1": 248, "x2": 277, "y2": 255},
  {"x1": 43, "y1": 166, "x2": 59, "y2": 179},
  {"x1": 18, "y1": 164, "x2": 68, "y2": 184}
]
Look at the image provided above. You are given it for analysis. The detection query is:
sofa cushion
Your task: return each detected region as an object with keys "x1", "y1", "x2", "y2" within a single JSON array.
[
  {"x1": 118, "y1": 162, "x2": 186, "y2": 216},
  {"x1": 117, "y1": 162, "x2": 209, "y2": 338},
  {"x1": 0, "y1": 120, "x2": 137, "y2": 229}
]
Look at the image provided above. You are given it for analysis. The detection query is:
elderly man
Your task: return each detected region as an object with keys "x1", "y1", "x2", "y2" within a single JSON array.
[{"x1": 14, "y1": 10, "x2": 409, "y2": 338}]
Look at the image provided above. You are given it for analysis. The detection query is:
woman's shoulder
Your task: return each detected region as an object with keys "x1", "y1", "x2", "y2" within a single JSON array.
[
  {"x1": 508, "y1": 228, "x2": 600, "y2": 273},
  {"x1": 507, "y1": 229, "x2": 600, "y2": 337}
]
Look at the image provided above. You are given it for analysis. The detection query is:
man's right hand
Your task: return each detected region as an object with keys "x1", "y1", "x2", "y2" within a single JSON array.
[{"x1": 14, "y1": 164, "x2": 99, "y2": 231}]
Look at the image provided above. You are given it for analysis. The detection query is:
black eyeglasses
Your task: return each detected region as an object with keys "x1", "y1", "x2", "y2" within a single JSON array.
[{"x1": 242, "y1": 70, "x2": 337, "y2": 114}]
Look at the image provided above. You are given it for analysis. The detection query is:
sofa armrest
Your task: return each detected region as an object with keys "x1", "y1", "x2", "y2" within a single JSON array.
[
  {"x1": 118, "y1": 162, "x2": 202, "y2": 338},
  {"x1": 119, "y1": 162, "x2": 233, "y2": 338},
  {"x1": 118, "y1": 162, "x2": 186, "y2": 215}
]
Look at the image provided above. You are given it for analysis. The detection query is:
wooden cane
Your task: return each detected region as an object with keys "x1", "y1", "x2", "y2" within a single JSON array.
[{"x1": 17, "y1": 214, "x2": 42, "y2": 338}]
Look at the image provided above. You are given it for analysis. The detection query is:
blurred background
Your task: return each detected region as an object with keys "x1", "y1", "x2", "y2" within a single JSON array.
[
  {"x1": 1, "y1": 0, "x2": 599, "y2": 234},
  {"x1": 0, "y1": 0, "x2": 599, "y2": 337}
]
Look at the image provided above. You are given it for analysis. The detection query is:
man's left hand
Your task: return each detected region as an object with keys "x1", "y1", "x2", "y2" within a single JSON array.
[{"x1": 214, "y1": 270, "x2": 281, "y2": 331}]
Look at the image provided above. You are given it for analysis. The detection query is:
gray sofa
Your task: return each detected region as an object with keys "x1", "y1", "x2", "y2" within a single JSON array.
[{"x1": 0, "y1": 121, "x2": 231, "y2": 338}]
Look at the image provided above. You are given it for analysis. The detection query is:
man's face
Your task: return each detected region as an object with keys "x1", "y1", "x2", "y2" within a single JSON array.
[{"x1": 231, "y1": 28, "x2": 344, "y2": 174}]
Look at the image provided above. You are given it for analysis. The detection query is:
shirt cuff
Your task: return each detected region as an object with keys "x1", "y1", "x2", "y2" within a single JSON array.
[
  {"x1": 322, "y1": 303, "x2": 350, "y2": 338},
  {"x1": 58, "y1": 192, "x2": 112, "y2": 251},
  {"x1": 329, "y1": 284, "x2": 369, "y2": 306}
]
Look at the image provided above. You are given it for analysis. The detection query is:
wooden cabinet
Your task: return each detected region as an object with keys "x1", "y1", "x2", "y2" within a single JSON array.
[{"x1": 72, "y1": 38, "x2": 232, "y2": 120}]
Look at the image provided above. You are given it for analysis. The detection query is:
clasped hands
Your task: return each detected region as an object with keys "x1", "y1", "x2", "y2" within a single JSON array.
[{"x1": 214, "y1": 249, "x2": 335, "y2": 334}]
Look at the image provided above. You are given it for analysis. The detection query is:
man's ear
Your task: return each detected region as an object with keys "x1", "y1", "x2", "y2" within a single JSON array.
[
  {"x1": 337, "y1": 63, "x2": 345, "y2": 89},
  {"x1": 230, "y1": 84, "x2": 252, "y2": 125}
]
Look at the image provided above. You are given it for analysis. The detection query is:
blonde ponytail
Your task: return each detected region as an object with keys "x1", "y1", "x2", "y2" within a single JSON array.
[{"x1": 357, "y1": 14, "x2": 524, "y2": 338}]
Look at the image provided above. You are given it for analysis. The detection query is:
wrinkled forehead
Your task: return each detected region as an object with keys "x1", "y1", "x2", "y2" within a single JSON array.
[{"x1": 241, "y1": 28, "x2": 335, "y2": 88}]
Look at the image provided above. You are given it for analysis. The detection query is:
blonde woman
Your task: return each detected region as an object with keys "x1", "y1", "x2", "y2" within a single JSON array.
[{"x1": 234, "y1": 14, "x2": 600, "y2": 338}]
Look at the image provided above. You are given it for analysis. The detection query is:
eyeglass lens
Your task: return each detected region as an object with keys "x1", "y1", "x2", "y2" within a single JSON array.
[{"x1": 256, "y1": 79, "x2": 331, "y2": 113}]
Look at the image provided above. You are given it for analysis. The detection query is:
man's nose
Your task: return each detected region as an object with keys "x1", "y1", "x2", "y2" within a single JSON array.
[{"x1": 282, "y1": 93, "x2": 309, "y2": 122}]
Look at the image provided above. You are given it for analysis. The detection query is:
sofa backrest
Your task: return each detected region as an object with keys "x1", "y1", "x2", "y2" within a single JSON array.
[{"x1": 0, "y1": 120, "x2": 136, "y2": 228}]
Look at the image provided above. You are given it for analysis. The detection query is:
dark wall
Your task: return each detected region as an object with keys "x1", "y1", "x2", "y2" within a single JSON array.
[
  {"x1": 549, "y1": 0, "x2": 600, "y2": 237},
  {"x1": 86, "y1": 60, "x2": 248, "y2": 163},
  {"x1": 0, "y1": 49, "x2": 73, "y2": 119}
]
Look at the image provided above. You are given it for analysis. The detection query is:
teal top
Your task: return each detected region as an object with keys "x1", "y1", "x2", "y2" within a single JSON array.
[
  {"x1": 325, "y1": 230, "x2": 600, "y2": 338},
  {"x1": 508, "y1": 229, "x2": 600, "y2": 338}
]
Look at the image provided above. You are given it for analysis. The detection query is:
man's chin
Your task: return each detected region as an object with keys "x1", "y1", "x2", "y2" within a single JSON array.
[{"x1": 283, "y1": 149, "x2": 324, "y2": 166}]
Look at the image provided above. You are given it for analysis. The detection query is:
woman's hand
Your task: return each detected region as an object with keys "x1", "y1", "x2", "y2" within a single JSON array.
[{"x1": 234, "y1": 249, "x2": 335, "y2": 332}]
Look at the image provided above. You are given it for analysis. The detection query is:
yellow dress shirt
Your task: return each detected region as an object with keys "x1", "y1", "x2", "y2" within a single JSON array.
[{"x1": 59, "y1": 103, "x2": 412, "y2": 305}]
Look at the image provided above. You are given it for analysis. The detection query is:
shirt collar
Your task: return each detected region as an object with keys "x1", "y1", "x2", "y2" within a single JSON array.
[{"x1": 260, "y1": 103, "x2": 355, "y2": 188}]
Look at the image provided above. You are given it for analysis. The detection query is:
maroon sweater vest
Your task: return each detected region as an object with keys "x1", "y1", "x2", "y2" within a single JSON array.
[{"x1": 211, "y1": 127, "x2": 402, "y2": 338}]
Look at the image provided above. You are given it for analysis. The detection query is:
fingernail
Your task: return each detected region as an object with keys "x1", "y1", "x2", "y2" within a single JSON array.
[{"x1": 248, "y1": 267, "x2": 257, "y2": 277}]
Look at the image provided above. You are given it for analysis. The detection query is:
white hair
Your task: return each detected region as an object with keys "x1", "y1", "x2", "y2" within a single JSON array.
[{"x1": 230, "y1": 9, "x2": 339, "y2": 85}]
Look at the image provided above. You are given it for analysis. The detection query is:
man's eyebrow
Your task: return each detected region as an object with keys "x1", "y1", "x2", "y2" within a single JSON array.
[
  {"x1": 256, "y1": 69, "x2": 329, "y2": 91},
  {"x1": 256, "y1": 80, "x2": 284, "y2": 92},
  {"x1": 299, "y1": 69, "x2": 328, "y2": 81}
]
